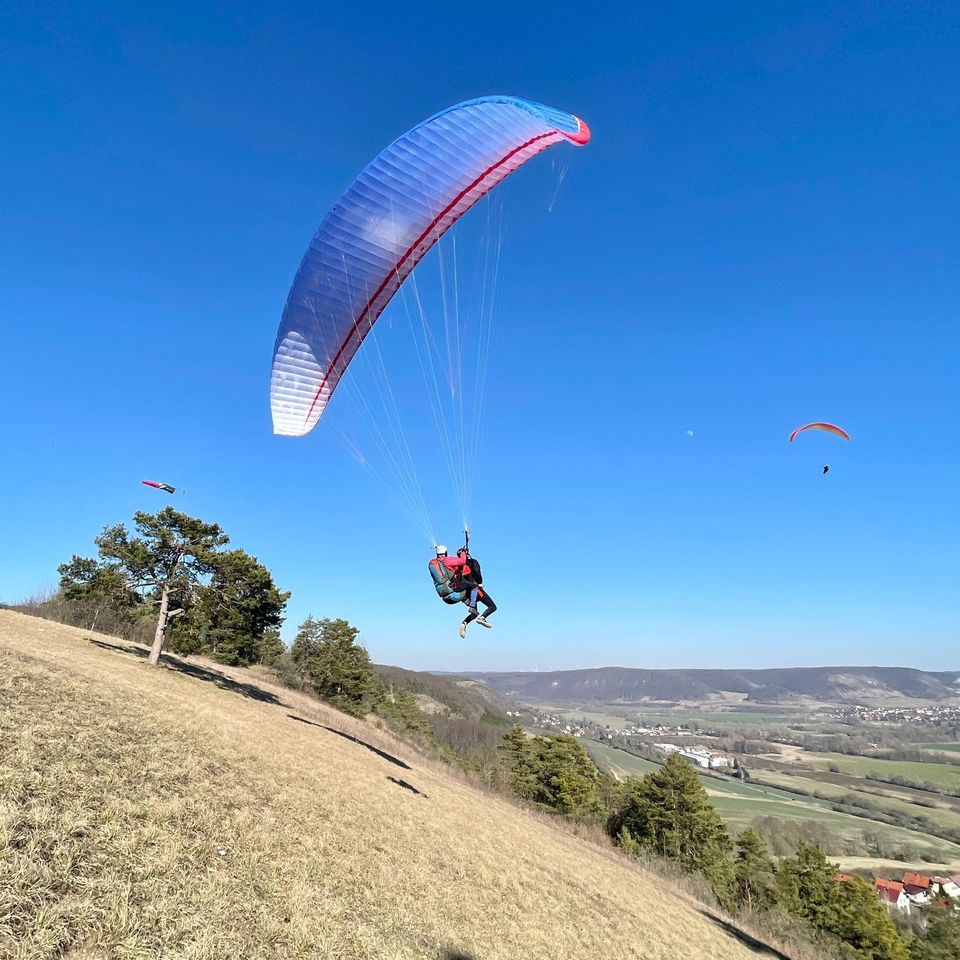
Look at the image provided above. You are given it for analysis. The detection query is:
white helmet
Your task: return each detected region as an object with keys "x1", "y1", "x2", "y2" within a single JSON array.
[{"x1": 435, "y1": 545, "x2": 448, "y2": 556}]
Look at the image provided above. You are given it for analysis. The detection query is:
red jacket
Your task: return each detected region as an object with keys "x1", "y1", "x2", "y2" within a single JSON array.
[
  {"x1": 439, "y1": 554, "x2": 469, "y2": 574},
  {"x1": 440, "y1": 554, "x2": 484, "y2": 598}
]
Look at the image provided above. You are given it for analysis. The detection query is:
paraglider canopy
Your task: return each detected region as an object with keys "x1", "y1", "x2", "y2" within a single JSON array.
[
  {"x1": 788, "y1": 422, "x2": 851, "y2": 443},
  {"x1": 270, "y1": 95, "x2": 590, "y2": 438}
]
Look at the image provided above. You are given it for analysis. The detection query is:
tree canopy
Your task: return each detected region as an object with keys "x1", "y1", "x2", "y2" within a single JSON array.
[
  {"x1": 609, "y1": 754, "x2": 732, "y2": 869},
  {"x1": 290, "y1": 617, "x2": 381, "y2": 717},
  {"x1": 775, "y1": 843, "x2": 907, "y2": 960},
  {"x1": 733, "y1": 827, "x2": 777, "y2": 912},
  {"x1": 170, "y1": 548, "x2": 289, "y2": 665},
  {"x1": 59, "y1": 508, "x2": 287, "y2": 666}
]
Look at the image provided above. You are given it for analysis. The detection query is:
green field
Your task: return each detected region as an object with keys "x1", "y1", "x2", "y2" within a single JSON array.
[
  {"x1": 622, "y1": 709, "x2": 800, "y2": 728},
  {"x1": 750, "y1": 770, "x2": 960, "y2": 832},
  {"x1": 587, "y1": 740, "x2": 833, "y2": 813},
  {"x1": 586, "y1": 741, "x2": 960, "y2": 862},
  {"x1": 921, "y1": 742, "x2": 960, "y2": 753},
  {"x1": 586, "y1": 740, "x2": 823, "y2": 806},
  {"x1": 706, "y1": 794, "x2": 839, "y2": 829},
  {"x1": 541, "y1": 703, "x2": 808, "y2": 730},
  {"x1": 700, "y1": 777, "x2": 805, "y2": 804},
  {"x1": 583, "y1": 740, "x2": 662, "y2": 777},
  {"x1": 804, "y1": 752, "x2": 960, "y2": 791},
  {"x1": 548, "y1": 709, "x2": 636, "y2": 728}
]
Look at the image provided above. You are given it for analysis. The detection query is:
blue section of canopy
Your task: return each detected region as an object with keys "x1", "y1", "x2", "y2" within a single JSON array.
[{"x1": 270, "y1": 95, "x2": 588, "y2": 436}]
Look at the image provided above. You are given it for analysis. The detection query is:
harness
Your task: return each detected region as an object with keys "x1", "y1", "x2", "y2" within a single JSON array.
[{"x1": 428, "y1": 557, "x2": 463, "y2": 605}]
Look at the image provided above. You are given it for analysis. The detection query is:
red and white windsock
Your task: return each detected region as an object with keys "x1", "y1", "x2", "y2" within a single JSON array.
[{"x1": 141, "y1": 479, "x2": 176, "y2": 494}]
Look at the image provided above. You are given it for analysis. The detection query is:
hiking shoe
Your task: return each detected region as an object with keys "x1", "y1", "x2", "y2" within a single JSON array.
[
  {"x1": 459, "y1": 621, "x2": 467, "y2": 639},
  {"x1": 476, "y1": 616, "x2": 492, "y2": 628}
]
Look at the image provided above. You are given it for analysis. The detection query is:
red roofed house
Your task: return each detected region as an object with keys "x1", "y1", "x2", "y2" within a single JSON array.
[
  {"x1": 876, "y1": 878, "x2": 911, "y2": 914},
  {"x1": 902, "y1": 872, "x2": 932, "y2": 904},
  {"x1": 941, "y1": 876, "x2": 960, "y2": 900}
]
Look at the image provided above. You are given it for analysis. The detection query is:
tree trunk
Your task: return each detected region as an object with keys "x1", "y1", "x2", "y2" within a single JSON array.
[{"x1": 148, "y1": 585, "x2": 170, "y2": 666}]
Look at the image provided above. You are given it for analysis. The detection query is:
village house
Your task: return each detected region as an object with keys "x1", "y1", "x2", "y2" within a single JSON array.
[
  {"x1": 932, "y1": 875, "x2": 960, "y2": 900},
  {"x1": 902, "y1": 872, "x2": 933, "y2": 905},
  {"x1": 875, "y1": 879, "x2": 911, "y2": 914}
]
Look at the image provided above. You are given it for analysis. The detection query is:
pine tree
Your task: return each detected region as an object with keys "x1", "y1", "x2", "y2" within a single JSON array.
[
  {"x1": 531, "y1": 734, "x2": 605, "y2": 820},
  {"x1": 598, "y1": 769, "x2": 628, "y2": 815},
  {"x1": 291, "y1": 615, "x2": 322, "y2": 668},
  {"x1": 609, "y1": 753, "x2": 732, "y2": 871},
  {"x1": 607, "y1": 753, "x2": 734, "y2": 904},
  {"x1": 911, "y1": 907, "x2": 960, "y2": 960},
  {"x1": 775, "y1": 843, "x2": 850, "y2": 936},
  {"x1": 172, "y1": 549, "x2": 289, "y2": 665},
  {"x1": 57, "y1": 556, "x2": 140, "y2": 631},
  {"x1": 377, "y1": 688, "x2": 437, "y2": 744},
  {"x1": 734, "y1": 827, "x2": 777, "y2": 912},
  {"x1": 498, "y1": 725, "x2": 539, "y2": 800},
  {"x1": 59, "y1": 508, "x2": 229, "y2": 664},
  {"x1": 836, "y1": 877, "x2": 908, "y2": 960},
  {"x1": 255, "y1": 627, "x2": 285, "y2": 666},
  {"x1": 616, "y1": 825, "x2": 640, "y2": 856},
  {"x1": 290, "y1": 616, "x2": 381, "y2": 717}
]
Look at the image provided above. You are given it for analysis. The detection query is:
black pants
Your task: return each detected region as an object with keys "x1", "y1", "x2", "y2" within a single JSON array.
[
  {"x1": 463, "y1": 589, "x2": 497, "y2": 624},
  {"x1": 454, "y1": 576, "x2": 479, "y2": 608}
]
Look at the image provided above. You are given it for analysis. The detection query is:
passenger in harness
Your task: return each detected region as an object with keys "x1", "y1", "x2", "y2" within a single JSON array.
[{"x1": 457, "y1": 547, "x2": 496, "y2": 636}]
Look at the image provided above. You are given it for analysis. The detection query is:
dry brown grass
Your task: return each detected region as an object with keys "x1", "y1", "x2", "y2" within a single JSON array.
[{"x1": 2, "y1": 611, "x2": 781, "y2": 960}]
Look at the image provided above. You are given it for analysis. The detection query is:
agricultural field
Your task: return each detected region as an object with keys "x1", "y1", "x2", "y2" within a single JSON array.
[
  {"x1": 625, "y1": 708, "x2": 805, "y2": 729},
  {"x1": 583, "y1": 740, "x2": 661, "y2": 777},
  {"x1": 538, "y1": 704, "x2": 810, "y2": 731},
  {"x1": 549, "y1": 708, "x2": 636, "y2": 728},
  {"x1": 832, "y1": 857, "x2": 960, "y2": 874},
  {"x1": 803, "y1": 752, "x2": 960, "y2": 792},
  {"x1": 587, "y1": 740, "x2": 960, "y2": 866},
  {"x1": 522, "y1": 687, "x2": 960, "y2": 870},
  {"x1": 705, "y1": 793, "x2": 849, "y2": 833},
  {"x1": 749, "y1": 769, "x2": 960, "y2": 830},
  {"x1": 750, "y1": 757, "x2": 960, "y2": 811},
  {"x1": 586, "y1": 740, "x2": 820, "y2": 808}
]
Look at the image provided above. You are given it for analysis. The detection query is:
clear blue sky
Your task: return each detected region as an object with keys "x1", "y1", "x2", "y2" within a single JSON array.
[{"x1": 2, "y1": 2, "x2": 958, "y2": 672}]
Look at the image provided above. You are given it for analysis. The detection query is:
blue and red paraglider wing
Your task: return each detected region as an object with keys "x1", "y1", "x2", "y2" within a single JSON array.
[{"x1": 270, "y1": 96, "x2": 590, "y2": 438}]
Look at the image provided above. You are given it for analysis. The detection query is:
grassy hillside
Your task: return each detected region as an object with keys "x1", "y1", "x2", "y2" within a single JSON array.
[{"x1": 0, "y1": 612, "x2": 767, "y2": 960}]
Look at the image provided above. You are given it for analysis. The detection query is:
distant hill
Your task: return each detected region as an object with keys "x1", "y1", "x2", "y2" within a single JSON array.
[
  {"x1": 461, "y1": 666, "x2": 960, "y2": 706},
  {"x1": 374, "y1": 663, "x2": 512, "y2": 720}
]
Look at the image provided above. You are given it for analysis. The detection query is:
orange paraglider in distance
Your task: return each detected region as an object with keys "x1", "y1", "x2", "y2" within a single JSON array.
[{"x1": 788, "y1": 422, "x2": 851, "y2": 443}]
